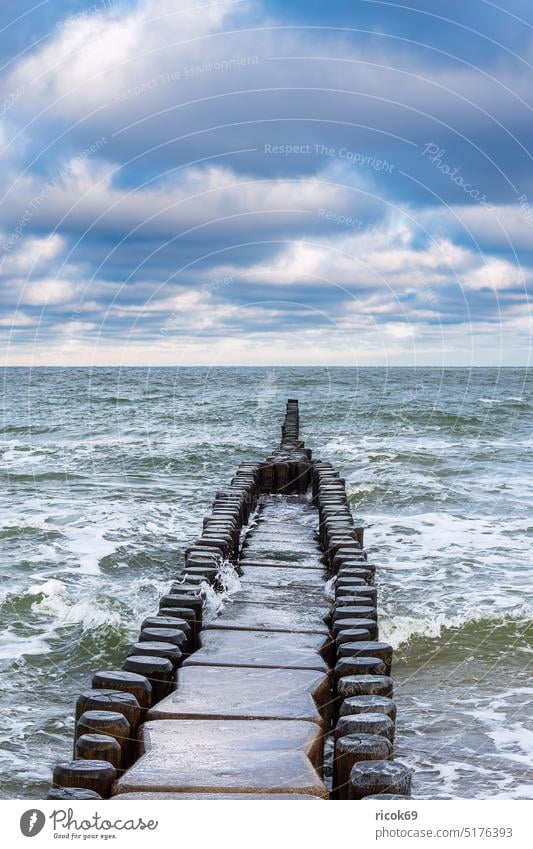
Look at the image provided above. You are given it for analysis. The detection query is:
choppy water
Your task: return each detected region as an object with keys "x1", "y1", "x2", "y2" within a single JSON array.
[{"x1": 0, "y1": 366, "x2": 531, "y2": 799}]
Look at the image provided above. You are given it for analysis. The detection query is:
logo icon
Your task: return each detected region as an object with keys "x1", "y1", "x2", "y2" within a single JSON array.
[{"x1": 20, "y1": 810, "x2": 46, "y2": 838}]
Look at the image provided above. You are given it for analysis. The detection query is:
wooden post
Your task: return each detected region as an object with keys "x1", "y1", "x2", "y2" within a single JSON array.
[
  {"x1": 75, "y1": 733, "x2": 122, "y2": 770},
  {"x1": 52, "y1": 760, "x2": 116, "y2": 798},
  {"x1": 349, "y1": 760, "x2": 413, "y2": 799},
  {"x1": 91, "y1": 670, "x2": 152, "y2": 710},
  {"x1": 333, "y1": 733, "x2": 392, "y2": 799}
]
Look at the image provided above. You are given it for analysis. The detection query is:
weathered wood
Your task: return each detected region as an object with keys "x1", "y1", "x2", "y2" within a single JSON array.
[
  {"x1": 53, "y1": 760, "x2": 117, "y2": 798},
  {"x1": 335, "y1": 713, "x2": 395, "y2": 743},
  {"x1": 47, "y1": 788, "x2": 102, "y2": 800},
  {"x1": 48, "y1": 400, "x2": 409, "y2": 802},
  {"x1": 333, "y1": 733, "x2": 392, "y2": 799},
  {"x1": 76, "y1": 733, "x2": 122, "y2": 770},
  {"x1": 91, "y1": 670, "x2": 152, "y2": 710},
  {"x1": 349, "y1": 760, "x2": 413, "y2": 799},
  {"x1": 121, "y1": 656, "x2": 173, "y2": 703}
]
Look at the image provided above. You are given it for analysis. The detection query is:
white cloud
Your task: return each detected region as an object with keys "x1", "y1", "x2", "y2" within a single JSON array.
[
  {"x1": 2, "y1": 316, "x2": 528, "y2": 367},
  {"x1": 0, "y1": 159, "x2": 371, "y2": 242},
  {"x1": 384, "y1": 323, "x2": 416, "y2": 339},
  {"x1": 421, "y1": 202, "x2": 533, "y2": 252},
  {"x1": 5, "y1": 0, "x2": 531, "y2": 167},
  {"x1": 5, "y1": 0, "x2": 244, "y2": 120},
  {"x1": 0, "y1": 234, "x2": 65, "y2": 276},
  {"x1": 0, "y1": 310, "x2": 34, "y2": 328},
  {"x1": 464, "y1": 256, "x2": 526, "y2": 290},
  {"x1": 0, "y1": 0, "x2": 531, "y2": 366},
  {"x1": 215, "y1": 220, "x2": 529, "y2": 293},
  {"x1": 20, "y1": 277, "x2": 78, "y2": 306}
]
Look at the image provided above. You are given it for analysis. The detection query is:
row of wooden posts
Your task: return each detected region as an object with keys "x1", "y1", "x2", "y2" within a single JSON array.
[
  {"x1": 47, "y1": 400, "x2": 412, "y2": 800},
  {"x1": 312, "y1": 461, "x2": 412, "y2": 798}
]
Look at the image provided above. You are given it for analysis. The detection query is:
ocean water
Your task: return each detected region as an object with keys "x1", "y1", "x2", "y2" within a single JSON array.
[{"x1": 0, "y1": 366, "x2": 531, "y2": 800}]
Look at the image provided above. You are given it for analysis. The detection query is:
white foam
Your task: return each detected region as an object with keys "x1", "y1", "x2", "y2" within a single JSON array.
[
  {"x1": 324, "y1": 577, "x2": 335, "y2": 602},
  {"x1": 487, "y1": 724, "x2": 533, "y2": 768},
  {"x1": 203, "y1": 561, "x2": 242, "y2": 624},
  {"x1": 28, "y1": 579, "x2": 124, "y2": 629},
  {"x1": 478, "y1": 397, "x2": 526, "y2": 405},
  {"x1": 0, "y1": 630, "x2": 51, "y2": 660},
  {"x1": 380, "y1": 608, "x2": 532, "y2": 649},
  {"x1": 218, "y1": 560, "x2": 242, "y2": 596},
  {"x1": 62, "y1": 521, "x2": 126, "y2": 575}
]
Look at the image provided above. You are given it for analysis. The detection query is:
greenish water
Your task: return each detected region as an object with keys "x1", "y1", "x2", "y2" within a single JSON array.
[{"x1": 0, "y1": 366, "x2": 531, "y2": 799}]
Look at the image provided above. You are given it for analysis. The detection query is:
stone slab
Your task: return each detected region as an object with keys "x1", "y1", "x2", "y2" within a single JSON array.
[
  {"x1": 254, "y1": 521, "x2": 315, "y2": 531},
  {"x1": 113, "y1": 793, "x2": 324, "y2": 800},
  {"x1": 113, "y1": 720, "x2": 327, "y2": 797},
  {"x1": 239, "y1": 566, "x2": 326, "y2": 588},
  {"x1": 147, "y1": 667, "x2": 330, "y2": 724},
  {"x1": 241, "y1": 546, "x2": 315, "y2": 562},
  {"x1": 228, "y1": 585, "x2": 327, "y2": 607},
  {"x1": 244, "y1": 532, "x2": 316, "y2": 543},
  {"x1": 207, "y1": 601, "x2": 329, "y2": 634},
  {"x1": 238, "y1": 558, "x2": 324, "y2": 571},
  {"x1": 243, "y1": 540, "x2": 317, "y2": 553},
  {"x1": 183, "y1": 629, "x2": 330, "y2": 671}
]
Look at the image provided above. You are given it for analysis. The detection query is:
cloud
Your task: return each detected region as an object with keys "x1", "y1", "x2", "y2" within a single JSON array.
[
  {"x1": 216, "y1": 218, "x2": 529, "y2": 295},
  {"x1": 420, "y1": 201, "x2": 533, "y2": 253},
  {"x1": 0, "y1": 234, "x2": 65, "y2": 275},
  {"x1": 4, "y1": 0, "x2": 533, "y2": 191},
  {"x1": 19, "y1": 277, "x2": 78, "y2": 306},
  {"x1": 0, "y1": 0, "x2": 531, "y2": 364},
  {"x1": 0, "y1": 158, "x2": 377, "y2": 242}
]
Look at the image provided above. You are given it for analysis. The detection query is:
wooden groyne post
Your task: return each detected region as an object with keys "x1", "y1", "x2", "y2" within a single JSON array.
[{"x1": 47, "y1": 400, "x2": 412, "y2": 800}]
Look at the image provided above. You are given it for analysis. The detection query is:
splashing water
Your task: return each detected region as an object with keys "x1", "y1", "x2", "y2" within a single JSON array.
[{"x1": 0, "y1": 366, "x2": 531, "y2": 799}]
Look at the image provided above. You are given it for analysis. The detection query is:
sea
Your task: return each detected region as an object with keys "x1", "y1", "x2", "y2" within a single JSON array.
[{"x1": 0, "y1": 366, "x2": 531, "y2": 799}]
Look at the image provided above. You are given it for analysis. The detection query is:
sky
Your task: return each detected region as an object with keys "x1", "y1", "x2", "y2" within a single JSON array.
[{"x1": 0, "y1": 0, "x2": 532, "y2": 366}]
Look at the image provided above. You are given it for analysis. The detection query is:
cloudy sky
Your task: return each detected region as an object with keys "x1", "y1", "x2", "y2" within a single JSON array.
[{"x1": 0, "y1": 0, "x2": 532, "y2": 366}]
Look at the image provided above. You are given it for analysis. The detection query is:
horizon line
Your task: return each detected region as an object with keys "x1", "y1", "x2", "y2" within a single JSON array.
[{"x1": 1, "y1": 364, "x2": 530, "y2": 369}]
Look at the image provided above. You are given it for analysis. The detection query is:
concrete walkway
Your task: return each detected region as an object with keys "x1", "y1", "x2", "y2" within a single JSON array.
[
  {"x1": 50, "y1": 400, "x2": 411, "y2": 802},
  {"x1": 113, "y1": 495, "x2": 332, "y2": 799}
]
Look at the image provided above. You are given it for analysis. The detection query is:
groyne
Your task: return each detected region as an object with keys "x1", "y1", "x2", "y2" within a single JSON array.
[{"x1": 48, "y1": 400, "x2": 412, "y2": 801}]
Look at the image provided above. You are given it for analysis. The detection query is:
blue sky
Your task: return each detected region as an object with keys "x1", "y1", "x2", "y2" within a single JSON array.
[{"x1": 0, "y1": 0, "x2": 532, "y2": 365}]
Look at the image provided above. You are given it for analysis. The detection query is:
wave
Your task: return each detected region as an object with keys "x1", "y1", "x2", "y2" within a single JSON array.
[
  {"x1": 1, "y1": 425, "x2": 63, "y2": 435},
  {"x1": 478, "y1": 397, "x2": 528, "y2": 406},
  {"x1": 380, "y1": 609, "x2": 533, "y2": 652},
  {"x1": 0, "y1": 630, "x2": 51, "y2": 661},
  {"x1": 0, "y1": 472, "x2": 86, "y2": 482},
  {"x1": 90, "y1": 396, "x2": 133, "y2": 405},
  {"x1": 347, "y1": 483, "x2": 378, "y2": 497},
  {"x1": 0, "y1": 525, "x2": 61, "y2": 541},
  {"x1": 29, "y1": 581, "x2": 125, "y2": 629},
  {"x1": 362, "y1": 409, "x2": 486, "y2": 427},
  {"x1": 1, "y1": 579, "x2": 129, "y2": 631}
]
